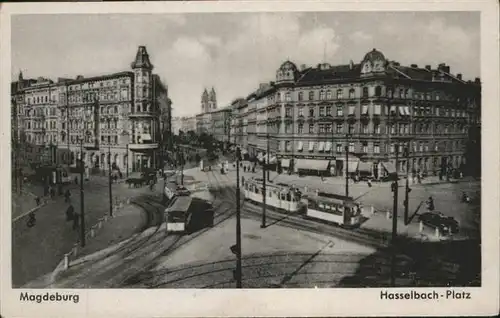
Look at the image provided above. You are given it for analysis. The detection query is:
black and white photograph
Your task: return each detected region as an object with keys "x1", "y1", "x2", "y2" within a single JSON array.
[{"x1": 1, "y1": 1, "x2": 499, "y2": 317}]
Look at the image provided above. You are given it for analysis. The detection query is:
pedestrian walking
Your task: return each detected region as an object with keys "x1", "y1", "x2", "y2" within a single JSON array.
[
  {"x1": 367, "y1": 179, "x2": 372, "y2": 187},
  {"x1": 64, "y1": 189, "x2": 71, "y2": 203},
  {"x1": 35, "y1": 196, "x2": 41, "y2": 206},
  {"x1": 72, "y1": 211, "x2": 80, "y2": 230},
  {"x1": 66, "y1": 204, "x2": 75, "y2": 221},
  {"x1": 75, "y1": 176, "x2": 78, "y2": 184},
  {"x1": 50, "y1": 186, "x2": 55, "y2": 199}
]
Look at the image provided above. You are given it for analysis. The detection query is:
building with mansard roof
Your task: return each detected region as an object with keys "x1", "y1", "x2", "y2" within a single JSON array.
[
  {"x1": 236, "y1": 48, "x2": 481, "y2": 178},
  {"x1": 11, "y1": 46, "x2": 172, "y2": 174}
]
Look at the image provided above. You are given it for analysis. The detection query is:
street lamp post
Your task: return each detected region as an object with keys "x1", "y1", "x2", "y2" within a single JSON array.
[
  {"x1": 108, "y1": 143, "x2": 113, "y2": 217},
  {"x1": 345, "y1": 133, "x2": 351, "y2": 197},
  {"x1": 77, "y1": 135, "x2": 86, "y2": 247},
  {"x1": 235, "y1": 146, "x2": 242, "y2": 287},
  {"x1": 390, "y1": 143, "x2": 400, "y2": 286},
  {"x1": 404, "y1": 144, "x2": 410, "y2": 225}
]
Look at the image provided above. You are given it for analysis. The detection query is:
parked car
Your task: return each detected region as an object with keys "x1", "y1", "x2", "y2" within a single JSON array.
[{"x1": 418, "y1": 212, "x2": 459, "y2": 234}]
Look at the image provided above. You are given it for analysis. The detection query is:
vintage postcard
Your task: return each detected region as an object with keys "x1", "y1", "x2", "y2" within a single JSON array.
[{"x1": 1, "y1": 0, "x2": 499, "y2": 317}]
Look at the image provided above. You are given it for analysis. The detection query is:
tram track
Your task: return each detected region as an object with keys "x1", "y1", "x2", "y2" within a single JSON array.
[
  {"x1": 130, "y1": 251, "x2": 416, "y2": 288},
  {"x1": 118, "y1": 168, "x2": 240, "y2": 287}
]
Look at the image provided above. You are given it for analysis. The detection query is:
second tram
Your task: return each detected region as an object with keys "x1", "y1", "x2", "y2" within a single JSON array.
[{"x1": 304, "y1": 192, "x2": 362, "y2": 227}]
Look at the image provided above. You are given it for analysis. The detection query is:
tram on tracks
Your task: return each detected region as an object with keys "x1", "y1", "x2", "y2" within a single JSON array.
[
  {"x1": 303, "y1": 192, "x2": 362, "y2": 228},
  {"x1": 164, "y1": 196, "x2": 193, "y2": 233},
  {"x1": 243, "y1": 177, "x2": 302, "y2": 213}
]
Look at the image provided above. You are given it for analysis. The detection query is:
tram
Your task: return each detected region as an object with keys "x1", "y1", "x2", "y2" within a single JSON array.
[
  {"x1": 164, "y1": 196, "x2": 193, "y2": 233},
  {"x1": 303, "y1": 192, "x2": 362, "y2": 228},
  {"x1": 243, "y1": 177, "x2": 302, "y2": 213}
]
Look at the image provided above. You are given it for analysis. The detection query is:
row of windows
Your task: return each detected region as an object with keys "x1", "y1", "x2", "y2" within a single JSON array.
[
  {"x1": 280, "y1": 140, "x2": 464, "y2": 154},
  {"x1": 282, "y1": 105, "x2": 468, "y2": 118},
  {"x1": 67, "y1": 89, "x2": 130, "y2": 104},
  {"x1": 69, "y1": 78, "x2": 129, "y2": 91},
  {"x1": 276, "y1": 87, "x2": 458, "y2": 103},
  {"x1": 269, "y1": 121, "x2": 468, "y2": 135},
  {"x1": 63, "y1": 118, "x2": 120, "y2": 130},
  {"x1": 26, "y1": 95, "x2": 55, "y2": 105},
  {"x1": 24, "y1": 107, "x2": 57, "y2": 117},
  {"x1": 25, "y1": 120, "x2": 57, "y2": 130}
]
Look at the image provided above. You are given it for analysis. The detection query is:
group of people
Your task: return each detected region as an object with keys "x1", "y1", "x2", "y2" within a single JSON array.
[{"x1": 29, "y1": 185, "x2": 79, "y2": 230}]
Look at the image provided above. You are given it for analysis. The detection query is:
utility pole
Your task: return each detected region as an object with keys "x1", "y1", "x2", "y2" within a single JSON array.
[
  {"x1": 266, "y1": 132, "x2": 270, "y2": 181},
  {"x1": 404, "y1": 144, "x2": 410, "y2": 225},
  {"x1": 79, "y1": 137, "x2": 86, "y2": 247},
  {"x1": 345, "y1": 134, "x2": 350, "y2": 198},
  {"x1": 235, "y1": 147, "x2": 242, "y2": 287},
  {"x1": 108, "y1": 144, "x2": 113, "y2": 217},
  {"x1": 180, "y1": 151, "x2": 184, "y2": 186},
  {"x1": 390, "y1": 143, "x2": 399, "y2": 286},
  {"x1": 261, "y1": 155, "x2": 267, "y2": 229}
]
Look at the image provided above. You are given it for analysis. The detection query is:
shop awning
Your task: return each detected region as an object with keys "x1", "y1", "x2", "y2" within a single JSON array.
[
  {"x1": 308, "y1": 142, "x2": 315, "y2": 152},
  {"x1": 318, "y1": 142, "x2": 325, "y2": 152},
  {"x1": 382, "y1": 162, "x2": 396, "y2": 174},
  {"x1": 295, "y1": 159, "x2": 330, "y2": 171},
  {"x1": 281, "y1": 159, "x2": 291, "y2": 168},
  {"x1": 268, "y1": 156, "x2": 277, "y2": 164},
  {"x1": 373, "y1": 105, "x2": 382, "y2": 115},
  {"x1": 325, "y1": 142, "x2": 332, "y2": 152},
  {"x1": 297, "y1": 141, "x2": 303, "y2": 151},
  {"x1": 390, "y1": 105, "x2": 397, "y2": 115},
  {"x1": 358, "y1": 161, "x2": 372, "y2": 173},
  {"x1": 347, "y1": 160, "x2": 359, "y2": 173},
  {"x1": 141, "y1": 134, "x2": 152, "y2": 141}
]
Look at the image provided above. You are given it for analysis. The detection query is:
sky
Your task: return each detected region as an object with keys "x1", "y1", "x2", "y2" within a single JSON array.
[{"x1": 11, "y1": 12, "x2": 480, "y2": 117}]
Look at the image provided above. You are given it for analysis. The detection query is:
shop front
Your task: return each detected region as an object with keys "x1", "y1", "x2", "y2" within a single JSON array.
[{"x1": 295, "y1": 159, "x2": 331, "y2": 177}]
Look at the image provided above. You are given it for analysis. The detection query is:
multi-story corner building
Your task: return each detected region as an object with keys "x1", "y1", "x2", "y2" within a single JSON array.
[
  {"x1": 11, "y1": 46, "x2": 172, "y2": 174},
  {"x1": 236, "y1": 48, "x2": 481, "y2": 178}
]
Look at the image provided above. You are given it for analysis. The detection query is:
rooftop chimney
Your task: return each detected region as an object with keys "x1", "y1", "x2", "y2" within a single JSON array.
[
  {"x1": 349, "y1": 60, "x2": 354, "y2": 69},
  {"x1": 300, "y1": 64, "x2": 307, "y2": 71},
  {"x1": 457, "y1": 74, "x2": 462, "y2": 80},
  {"x1": 410, "y1": 64, "x2": 418, "y2": 68},
  {"x1": 425, "y1": 65, "x2": 431, "y2": 71},
  {"x1": 474, "y1": 77, "x2": 481, "y2": 84}
]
